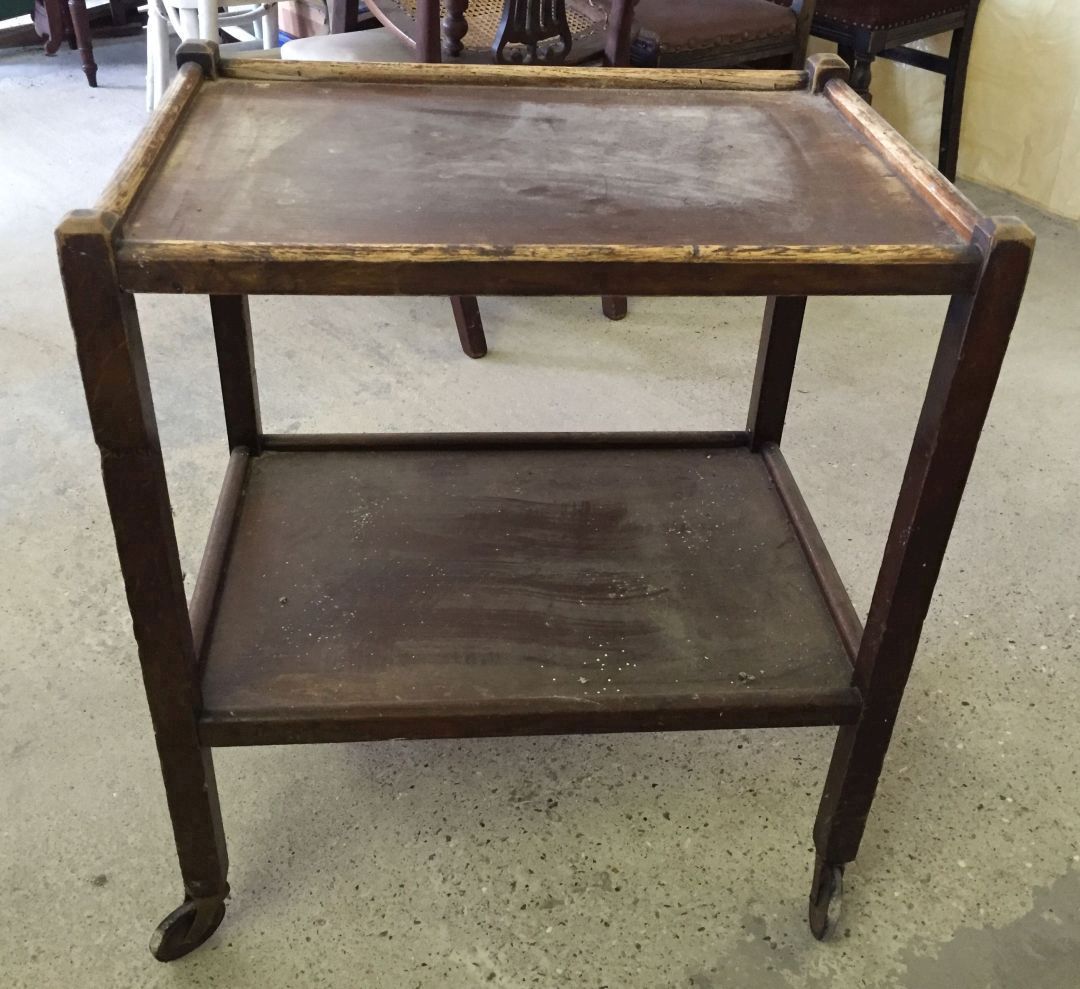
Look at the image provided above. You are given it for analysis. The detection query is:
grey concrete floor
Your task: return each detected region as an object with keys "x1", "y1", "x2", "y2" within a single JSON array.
[{"x1": 2, "y1": 34, "x2": 1079, "y2": 989}]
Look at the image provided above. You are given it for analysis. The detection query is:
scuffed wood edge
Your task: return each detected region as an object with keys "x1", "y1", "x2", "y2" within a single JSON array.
[
  {"x1": 825, "y1": 78, "x2": 981, "y2": 239},
  {"x1": 189, "y1": 446, "x2": 248, "y2": 665},
  {"x1": 220, "y1": 56, "x2": 809, "y2": 91},
  {"x1": 118, "y1": 240, "x2": 975, "y2": 267},
  {"x1": 95, "y1": 63, "x2": 203, "y2": 227},
  {"x1": 805, "y1": 53, "x2": 848, "y2": 94}
]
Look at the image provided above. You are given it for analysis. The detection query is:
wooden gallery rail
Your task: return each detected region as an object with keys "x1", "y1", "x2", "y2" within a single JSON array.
[{"x1": 57, "y1": 44, "x2": 1033, "y2": 961}]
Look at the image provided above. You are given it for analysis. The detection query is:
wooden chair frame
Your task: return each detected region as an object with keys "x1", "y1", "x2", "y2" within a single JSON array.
[
  {"x1": 628, "y1": 0, "x2": 817, "y2": 70},
  {"x1": 812, "y1": 0, "x2": 981, "y2": 181}
]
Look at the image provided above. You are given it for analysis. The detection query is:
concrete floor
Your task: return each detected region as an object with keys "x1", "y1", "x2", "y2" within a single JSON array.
[{"x1": 2, "y1": 35, "x2": 1079, "y2": 989}]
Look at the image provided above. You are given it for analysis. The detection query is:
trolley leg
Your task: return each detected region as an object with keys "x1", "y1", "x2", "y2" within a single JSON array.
[
  {"x1": 747, "y1": 296, "x2": 807, "y2": 451},
  {"x1": 809, "y1": 219, "x2": 1033, "y2": 938},
  {"x1": 451, "y1": 295, "x2": 487, "y2": 358},
  {"x1": 58, "y1": 212, "x2": 230, "y2": 961},
  {"x1": 210, "y1": 295, "x2": 262, "y2": 453},
  {"x1": 601, "y1": 295, "x2": 628, "y2": 321}
]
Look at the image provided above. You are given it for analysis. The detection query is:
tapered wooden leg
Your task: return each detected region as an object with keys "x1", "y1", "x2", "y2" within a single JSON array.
[
  {"x1": 747, "y1": 296, "x2": 806, "y2": 451},
  {"x1": 843, "y1": 50, "x2": 873, "y2": 102},
  {"x1": 210, "y1": 295, "x2": 262, "y2": 453},
  {"x1": 939, "y1": 22, "x2": 975, "y2": 182},
  {"x1": 451, "y1": 295, "x2": 487, "y2": 358},
  {"x1": 68, "y1": 0, "x2": 97, "y2": 87},
  {"x1": 601, "y1": 295, "x2": 628, "y2": 321},
  {"x1": 809, "y1": 219, "x2": 1034, "y2": 935},
  {"x1": 58, "y1": 212, "x2": 230, "y2": 961}
]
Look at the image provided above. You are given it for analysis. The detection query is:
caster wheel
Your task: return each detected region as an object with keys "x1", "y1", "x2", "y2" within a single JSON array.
[
  {"x1": 150, "y1": 896, "x2": 226, "y2": 961},
  {"x1": 808, "y1": 861, "x2": 844, "y2": 941}
]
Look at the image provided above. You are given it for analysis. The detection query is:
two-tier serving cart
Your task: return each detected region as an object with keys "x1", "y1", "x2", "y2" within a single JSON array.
[{"x1": 58, "y1": 45, "x2": 1033, "y2": 960}]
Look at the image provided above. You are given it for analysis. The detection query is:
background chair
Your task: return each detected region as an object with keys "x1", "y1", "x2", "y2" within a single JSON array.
[
  {"x1": 574, "y1": 0, "x2": 816, "y2": 69},
  {"x1": 284, "y1": 0, "x2": 638, "y2": 358},
  {"x1": 0, "y1": 0, "x2": 139, "y2": 86},
  {"x1": 147, "y1": 0, "x2": 280, "y2": 108},
  {"x1": 811, "y1": 0, "x2": 981, "y2": 180}
]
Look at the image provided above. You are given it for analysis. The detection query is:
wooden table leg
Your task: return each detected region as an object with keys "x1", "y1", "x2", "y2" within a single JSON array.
[
  {"x1": 601, "y1": 296, "x2": 628, "y2": 321},
  {"x1": 747, "y1": 295, "x2": 807, "y2": 451},
  {"x1": 451, "y1": 295, "x2": 487, "y2": 358},
  {"x1": 808, "y1": 218, "x2": 1034, "y2": 939},
  {"x1": 210, "y1": 295, "x2": 262, "y2": 453},
  {"x1": 68, "y1": 0, "x2": 97, "y2": 86},
  {"x1": 57, "y1": 211, "x2": 230, "y2": 961}
]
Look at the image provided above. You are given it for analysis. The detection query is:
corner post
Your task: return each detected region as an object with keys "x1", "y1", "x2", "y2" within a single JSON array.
[
  {"x1": 56, "y1": 210, "x2": 230, "y2": 961},
  {"x1": 806, "y1": 52, "x2": 849, "y2": 93},
  {"x1": 808, "y1": 218, "x2": 1034, "y2": 937},
  {"x1": 176, "y1": 39, "x2": 220, "y2": 78}
]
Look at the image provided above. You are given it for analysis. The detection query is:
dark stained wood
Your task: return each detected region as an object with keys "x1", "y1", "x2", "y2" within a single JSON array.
[
  {"x1": 189, "y1": 447, "x2": 249, "y2": 663},
  {"x1": 115, "y1": 244, "x2": 979, "y2": 298},
  {"x1": 813, "y1": 0, "x2": 981, "y2": 181},
  {"x1": 603, "y1": 0, "x2": 636, "y2": 67},
  {"x1": 762, "y1": 443, "x2": 862, "y2": 663},
  {"x1": 747, "y1": 296, "x2": 806, "y2": 450},
  {"x1": 443, "y1": 0, "x2": 468, "y2": 57},
  {"x1": 209, "y1": 295, "x2": 262, "y2": 452},
  {"x1": 56, "y1": 210, "x2": 229, "y2": 932},
  {"x1": 58, "y1": 55, "x2": 1036, "y2": 955},
  {"x1": 451, "y1": 295, "x2": 487, "y2": 358},
  {"x1": 68, "y1": 0, "x2": 97, "y2": 86},
  {"x1": 122, "y1": 80, "x2": 969, "y2": 256},
  {"x1": 824, "y1": 78, "x2": 979, "y2": 238},
  {"x1": 812, "y1": 217, "x2": 1035, "y2": 872},
  {"x1": 198, "y1": 444, "x2": 860, "y2": 745},
  {"x1": 414, "y1": 0, "x2": 440, "y2": 63},
  {"x1": 260, "y1": 430, "x2": 752, "y2": 451},
  {"x1": 601, "y1": 295, "x2": 628, "y2": 320}
]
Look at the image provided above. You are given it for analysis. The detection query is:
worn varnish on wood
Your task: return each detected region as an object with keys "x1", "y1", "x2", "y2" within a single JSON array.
[
  {"x1": 105, "y1": 55, "x2": 982, "y2": 297},
  {"x1": 58, "y1": 50, "x2": 1034, "y2": 959},
  {"x1": 199, "y1": 444, "x2": 860, "y2": 745}
]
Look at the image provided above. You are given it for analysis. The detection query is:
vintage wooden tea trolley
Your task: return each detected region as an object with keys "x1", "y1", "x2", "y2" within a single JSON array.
[{"x1": 58, "y1": 46, "x2": 1033, "y2": 960}]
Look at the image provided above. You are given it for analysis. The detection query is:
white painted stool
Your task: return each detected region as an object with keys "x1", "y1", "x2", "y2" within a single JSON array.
[{"x1": 147, "y1": 0, "x2": 282, "y2": 109}]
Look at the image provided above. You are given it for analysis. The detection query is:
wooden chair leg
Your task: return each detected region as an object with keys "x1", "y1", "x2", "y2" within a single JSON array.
[
  {"x1": 939, "y1": 20, "x2": 976, "y2": 182},
  {"x1": 68, "y1": 0, "x2": 97, "y2": 86},
  {"x1": 451, "y1": 296, "x2": 487, "y2": 358},
  {"x1": 601, "y1": 296, "x2": 627, "y2": 321},
  {"x1": 848, "y1": 51, "x2": 873, "y2": 101}
]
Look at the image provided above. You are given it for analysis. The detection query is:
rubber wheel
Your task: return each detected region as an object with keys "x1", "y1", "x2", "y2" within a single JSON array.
[{"x1": 149, "y1": 898, "x2": 226, "y2": 962}]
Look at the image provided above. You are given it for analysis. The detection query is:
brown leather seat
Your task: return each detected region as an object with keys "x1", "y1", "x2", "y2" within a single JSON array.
[
  {"x1": 815, "y1": 0, "x2": 967, "y2": 30},
  {"x1": 633, "y1": 0, "x2": 795, "y2": 54},
  {"x1": 579, "y1": 0, "x2": 806, "y2": 67},
  {"x1": 811, "y1": 0, "x2": 979, "y2": 180}
]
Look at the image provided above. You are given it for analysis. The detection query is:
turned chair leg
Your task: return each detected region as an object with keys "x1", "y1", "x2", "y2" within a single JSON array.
[
  {"x1": 451, "y1": 296, "x2": 487, "y2": 359},
  {"x1": 838, "y1": 44, "x2": 873, "y2": 101},
  {"x1": 602, "y1": 296, "x2": 628, "y2": 320},
  {"x1": 68, "y1": 0, "x2": 97, "y2": 86},
  {"x1": 939, "y1": 21, "x2": 975, "y2": 182}
]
